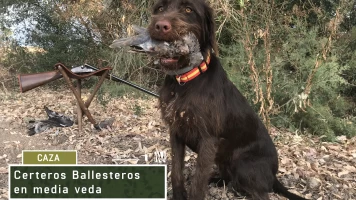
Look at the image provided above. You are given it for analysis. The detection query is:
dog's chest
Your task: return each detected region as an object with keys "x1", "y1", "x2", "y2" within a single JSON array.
[
  {"x1": 161, "y1": 96, "x2": 202, "y2": 151},
  {"x1": 160, "y1": 92, "x2": 214, "y2": 135},
  {"x1": 160, "y1": 94, "x2": 198, "y2": 128}
]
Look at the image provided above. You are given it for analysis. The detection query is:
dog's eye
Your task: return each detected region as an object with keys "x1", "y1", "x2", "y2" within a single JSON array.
[
  {"x1": 158, "y1": 6, "x2": 164, "y2": 12},
  {"x1": 185, "y1": 7, "x2": 192, "y2": 13}
]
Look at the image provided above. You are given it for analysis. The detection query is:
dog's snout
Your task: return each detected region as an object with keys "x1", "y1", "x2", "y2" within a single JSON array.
[{"x1": 155, "y1": 20, "x2": 172, "y2": 34}]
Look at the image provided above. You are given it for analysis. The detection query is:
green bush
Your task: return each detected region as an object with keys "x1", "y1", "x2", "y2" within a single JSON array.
[{"x1": 216, "y1": 0, "x2": 355, "y2": 139}]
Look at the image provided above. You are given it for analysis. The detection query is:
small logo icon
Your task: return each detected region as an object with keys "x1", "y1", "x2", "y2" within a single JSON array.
[
  {"x1": 154, "y1": 151, "x2": 167, "y2": 163},
  {"x1": 144, "y1": 151, "x2": 167, "y2": 163}
]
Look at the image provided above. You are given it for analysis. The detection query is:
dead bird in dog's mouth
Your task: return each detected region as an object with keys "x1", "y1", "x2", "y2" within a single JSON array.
[{"x1": 109, "y1": 25, "x2": 203, "y2": 75}]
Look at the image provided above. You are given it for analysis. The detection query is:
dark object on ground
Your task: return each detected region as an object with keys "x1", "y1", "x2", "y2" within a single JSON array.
[
  {"x1": 149, "y1": 0, "x2": 307, "y2": 200},
  {"x1": 98, "y1": 117, "x2": 115, "y2": 130},
  {"x1": 27, "y1": 106, "x2": 73, "y2": 136},
  {"x1": 44, "y1": 106, "x2": 74, "y2": 127}
]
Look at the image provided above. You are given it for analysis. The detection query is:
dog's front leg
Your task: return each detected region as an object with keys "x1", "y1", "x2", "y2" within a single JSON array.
[
  {"x1": 189, "y1": 137, "x2": 216, "y2": 200},
  {"x1": 170, "y1": 132, "x2": 187, "y2": 200}
]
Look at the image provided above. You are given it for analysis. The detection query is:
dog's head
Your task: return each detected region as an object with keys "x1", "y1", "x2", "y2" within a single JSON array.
[{"x1": 148, "y1": 0, "x2": 217, "y2": 69}]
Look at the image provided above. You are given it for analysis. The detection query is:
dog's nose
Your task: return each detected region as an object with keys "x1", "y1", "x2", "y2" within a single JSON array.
[{"x1": 155, "y1": 20, "x2": 172, "y2": 34}]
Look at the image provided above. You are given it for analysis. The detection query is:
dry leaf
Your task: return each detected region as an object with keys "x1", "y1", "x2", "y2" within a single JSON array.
[
  {"x1": 337, "y1": 171, "x2": 349, "y2": 177},
  {"x1": 0, "y1": 167, "x2": 8, "y2": 174}
]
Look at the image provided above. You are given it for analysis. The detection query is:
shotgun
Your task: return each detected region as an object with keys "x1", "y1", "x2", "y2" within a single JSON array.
[
  {"x1": 18, "y1": 64, "x2": 159, "y2": 98},
  {"x1": 18, "y1": 70, "x2": 62, "y2": 93},
  {"x1": 18, "y1": 65, "x2": 96, "y2": 93}
]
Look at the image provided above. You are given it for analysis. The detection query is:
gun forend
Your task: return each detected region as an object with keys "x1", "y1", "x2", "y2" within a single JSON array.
[{"x1": 18, "y1": 70, "x2": 63, "y2": 93}]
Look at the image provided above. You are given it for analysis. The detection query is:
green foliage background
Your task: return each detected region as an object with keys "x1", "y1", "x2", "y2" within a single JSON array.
[{"x1": 0, "y1": 0, "x2": 355, "y2": 140}]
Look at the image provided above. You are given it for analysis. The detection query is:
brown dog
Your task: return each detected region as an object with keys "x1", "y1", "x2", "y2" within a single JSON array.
[{"x1": 148, "y1": 0, "x2": 307, "y2": 199}]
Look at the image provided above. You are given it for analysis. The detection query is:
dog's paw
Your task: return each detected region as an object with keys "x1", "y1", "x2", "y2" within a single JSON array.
[
  {"x1": 209, "y1": 177, "x2": 228, "y2": 187},
  {"x1": 188, "y1": 188, "x2": 206, "y2": 200},
  {"x1": 172, "y1": 189, "x2": 187, "y2": 200},
  {"x1": 172, "y1": 195, "x2": 187, "y2": 200},
  {"x1": 188, "y1": 193, "x2": 205, "y2": 200}
]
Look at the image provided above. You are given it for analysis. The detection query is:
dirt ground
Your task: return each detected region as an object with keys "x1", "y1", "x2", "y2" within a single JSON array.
[{"x1": 0, "y1": 81, "x2": 355, "y2": 199}]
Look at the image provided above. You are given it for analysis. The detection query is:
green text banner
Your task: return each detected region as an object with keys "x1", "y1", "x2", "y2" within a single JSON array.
[{"x1": 9, "y1": 165, "x2": 166, "y2": 199}]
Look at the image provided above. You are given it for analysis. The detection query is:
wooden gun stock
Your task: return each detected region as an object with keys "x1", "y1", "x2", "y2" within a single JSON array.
[{"x1": 18, "y1": 70, "x2": 63, "y2": 93}]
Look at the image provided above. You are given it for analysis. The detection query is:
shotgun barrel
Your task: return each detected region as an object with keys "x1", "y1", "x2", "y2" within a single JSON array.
[
  {"x1": 18, "y1": 70, "x2": 63, "y2": 93},
  {"x1": 83, "y1": 64, "x2": 159, "y2": 98}
]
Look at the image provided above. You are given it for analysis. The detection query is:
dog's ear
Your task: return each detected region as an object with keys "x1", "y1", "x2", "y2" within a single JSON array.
[{"x1": 203, "y1": 3, "x2": 218, "y2": 55}]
